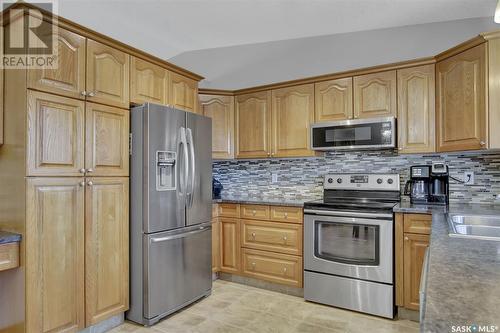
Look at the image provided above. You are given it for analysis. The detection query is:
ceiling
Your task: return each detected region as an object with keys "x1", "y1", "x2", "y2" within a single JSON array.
[{"x1": 57, "y1": 0, "x2": 498, "y2": 60}]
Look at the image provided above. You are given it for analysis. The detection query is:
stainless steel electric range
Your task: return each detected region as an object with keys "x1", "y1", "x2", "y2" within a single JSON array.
[{"x1": 303, "y1": 173, "x2": 400, "y2": 319}]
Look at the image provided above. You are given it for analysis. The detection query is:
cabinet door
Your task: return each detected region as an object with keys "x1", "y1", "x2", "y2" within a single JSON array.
[
  {"x1": 199, "y1": 94, "x2": 235, "y2": 159},
  {"x1": 130, "y1": 57, "x2": 169, "y2": 105},
  {"x1": 86, "y1": 39, "x2": 130, "y2": 108},
  {"x1": 354, "y1": 71, "x2": 396, "y2": 119},
  {"x1": 85, "y1": 177, "x2": 129, "y2": 326},
  {"x1": 220, "y1": 218, "x2": 240, "y2": 274},
  {"x1": 271, "y1": 84, "x2": 315, "y2": 157},
  {"x1": 403, "y1": 233, "x2": 429, "y2": 310},
  {"x1": 212, "y1": 219, "x2": 221, "y2": 273},
  {"x1": 26, "y1": 178, "x2": 85, "y2": 333},
  {"x1": 397, "y1": 65, "x2": 436, "y2": 153},
  {"x1": 235, "y1": 92, "x2": 271, "y2": 158},
  {"x1": 169, "y1": 72, "x2": 198, "y2": 113},
  {"x1": 436, "y1": 44, "x2": 486, "y2": 152},
  {"x1": 27, "y1": 90, "x2": 85, "y2": 176},
  {"x1": 315, "y1": 77, "x2": 353, "y2": 122},
  {"x1": 85, "y1": 102, "x2": 129, "y2": 176},
  {"x1": 28, "y1": 27, "x2": 86, "y2": 99}
]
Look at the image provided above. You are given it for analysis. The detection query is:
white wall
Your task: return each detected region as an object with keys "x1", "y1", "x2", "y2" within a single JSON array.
[{"x1": 169, "y1": 17, "x2": 500, "y2": 90}]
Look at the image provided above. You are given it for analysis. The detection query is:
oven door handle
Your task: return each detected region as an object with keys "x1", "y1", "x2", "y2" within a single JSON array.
[{"x1": 304, "y1": 209, "x2": 393, "y2": 219}]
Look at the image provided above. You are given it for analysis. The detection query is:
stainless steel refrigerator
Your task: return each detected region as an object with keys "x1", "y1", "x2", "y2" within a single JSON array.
[{"x1": 127, "y1": 103, "x2": 212, "y2": 326}]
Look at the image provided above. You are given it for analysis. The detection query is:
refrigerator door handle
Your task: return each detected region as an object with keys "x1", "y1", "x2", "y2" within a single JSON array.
[
  {"x1": 178, "y1": 127, "x2": 189, "y2": 197},
  {"x1": 149, "y1": 225, "x2": 210, "y2": 243},
  {"x1": 186, "y1": 128, "x2": 196, "y2": 207}
]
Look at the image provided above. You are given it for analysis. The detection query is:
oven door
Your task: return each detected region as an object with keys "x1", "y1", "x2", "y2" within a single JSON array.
[{"x1": 304, "y1": 212, "x2": 393, "y2": 284}]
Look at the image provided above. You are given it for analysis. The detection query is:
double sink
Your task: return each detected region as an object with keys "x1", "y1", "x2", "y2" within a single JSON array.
[{"x1": 448, "y1": 214, "x2": 500, "y2": 241}]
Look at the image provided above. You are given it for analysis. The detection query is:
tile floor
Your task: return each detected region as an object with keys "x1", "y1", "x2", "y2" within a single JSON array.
[{"x1": 112, "y1": 280, "x2": 419, "y2": 333}]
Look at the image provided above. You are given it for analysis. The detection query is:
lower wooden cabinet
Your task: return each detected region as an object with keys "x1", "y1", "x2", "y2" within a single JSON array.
[
  {"x1": 220, "y1": 218, "x2": 241, "y2": 274},
  {"x1": 241, "y1": 219, "x2": 302, "y2": 256}
]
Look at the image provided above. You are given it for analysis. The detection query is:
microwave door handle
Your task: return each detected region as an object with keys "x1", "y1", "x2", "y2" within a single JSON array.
[{"x1": 186, "y1": 128, "x2": 196, "y2": 207}]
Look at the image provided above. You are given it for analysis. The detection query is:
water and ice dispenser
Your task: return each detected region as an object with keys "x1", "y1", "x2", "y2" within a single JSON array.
[{"x1": 156, "y1": 151, "x2": 176, "y2": 191}]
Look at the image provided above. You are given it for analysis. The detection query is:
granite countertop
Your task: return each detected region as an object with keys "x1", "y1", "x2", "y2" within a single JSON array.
[
  {"x1": 212, "y1": 196, "x2": 308, "y2": 207},
  {"x1": 0, "y1": 231, "x2": 21, "y2": 245},
  {"x1": 394, "y1": 202, "x2": 500, "y2": 332}
]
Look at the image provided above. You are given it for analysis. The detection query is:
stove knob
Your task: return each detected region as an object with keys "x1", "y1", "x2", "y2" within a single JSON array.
[
  {"x1": 336, "y1": 178, "x2": 342, "y2": 184},
  {"x1": 377, "y1": 178, "x2": 383, "y2": 184},
  {"x1": 387, "y1": 178, "x2": 394, "y2": 184},
  {"x1": 327, "y1": 178, "x2": 333, "y2": 184}
]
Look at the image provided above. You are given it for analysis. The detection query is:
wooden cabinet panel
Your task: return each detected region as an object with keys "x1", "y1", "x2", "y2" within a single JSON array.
[
  {"x1": 199, "y1": 94, "x2": 235, "y2": 159},
  {"x1": 488, "y1": 37, "x2": 500, "y2": 149},
  {"x1": 26, "y1": 178, "x2": 85, "y2": 333},
  {"x1": 403, "y1": 233, "x2": 429, "y2": 310},
  {"x1": 240, "y1": 204, "x2": 270, "y2": 220},
  {"x1": 241, "y1": 220, "x2": 302, "y2": 256},
  {"x1": 218, "y1": 203, "x2": 240, "y2": 218},
  {"x1": 404, "y1": 214, "x2": 432, "y2": 235},
  {"x1": 212, "y1": 219, "x2": 221, "y2": 273},
  {"x1": 169, "y1": 72, "x2": 198, "y2": 113},
  {"x1": 220, "y1": 218, "x2": 240, "y2": 274},
  {"x1": 0, "y1": 242, "x2": 19, "y2": 272},
  {"x1": 86, "y1": 39, "x2": 130, "y2": 108},
  {"x1": 315, "y1": 77, "x2": 353, "y2": 122},
  {"x1": 85, "y1": 177, "x2": 129, "y2": 325},
  {"x1": 27, "y1": 90, "x2": 85, "y2": 176},
  {"x1": 436, "y1": 44, "x2": 487, "y2": 152},
  {"x1": 235, "y1": 92, "x2": 271, "y2": 158},
  {"x1": 242, "y1": 248, "x2": 302, "y2": 287},
  {"x1": 271, "y1": 84, "x2": 315, "y2": 157},
  {"x1": 130, "y1": 56, "x2": 169, "y2": 105},
  {"x1": 397, "y1": 65, "x2": 436, "y2": 153},
  {"x1": 269, "y1": 206, "x2": 303, "y2": 224},
  {"x1": 85, "y1": 102, "x2": 129, "y2": 176},
  {"x1": 28, "y1": 27, "x2": 86, "y2": 99},
  {"x1": 354, "y1": 71, "x2": 396, "y2": 119}
]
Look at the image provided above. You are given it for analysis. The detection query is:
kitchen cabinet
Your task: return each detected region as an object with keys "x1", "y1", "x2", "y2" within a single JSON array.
[
  {"x1": 271, "y1": 84, "x2": 315, "y2": 157},
  {"x1": 235, "y1": 91, "x2": 272, "y2": 158},
  {"x1": 436, "y1": 44, "x2": 487, "y2": 152},
  {"x1": 314, "y1": 77, "x2": 353, "y2": 122},
  {"x1": 240, "y1": 204, "x2": 270, "y2": 220},
  {"x1": 269, "y1": 206, "x2": 303, "y2": 224},
  {"x1": 403, "y1": 233, "x2": 429, "y2": 310},
  {"x1": 27, "y1": 27, "x2": 86, "y2": 100},
  {"x1": 220, "y1": 218, "x2": 241, "y2": 274},
  {"x1": 0, "y1": 242, "x2": 19, "y2": 271},
  {"x1": 212, "y1": 219, "x2": 221, "y2": 273},
  {"x1": 26, "y1": 90, "x2": 85, "y2": 176},
  {"x1": 26, "y1": 177, "x2": 85, "y2": 333},
  {"x1": 241, "y1": 219, "x2": 302, "y2": 256},
  {"x1": 130, "y1": 56, "x2": 169, "y2": 105},
  {"x1": 85, "y1": 177, "x2": 129, "y2": 326},
  {"x1": 169, "y1": 72, "x2": 198, "y2": 113},
  {"x1": 397, "y1": 64, "x2": 436, "y2": 153},
  {"x1": 85, "y1": 103, "x2": 130, "y2": 176},
  {"x1": 199, "y1": 94, "x2": 235, "y2": 159},
  {"x1": 86, "y1": 39, "x2": 130, "y2": 108},
  {"x1": 354, "y1": 71, "x2": 397, "y2": 119}
]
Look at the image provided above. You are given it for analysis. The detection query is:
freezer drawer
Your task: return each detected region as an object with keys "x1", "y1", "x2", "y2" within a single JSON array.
[{"x1": 144, "y1": 225, "x2": 212, "y2": 323}]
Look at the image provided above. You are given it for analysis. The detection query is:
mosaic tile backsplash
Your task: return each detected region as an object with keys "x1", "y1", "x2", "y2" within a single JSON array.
[{"x1": 212, "y1": 150, "x2": 500, "y2": 204}]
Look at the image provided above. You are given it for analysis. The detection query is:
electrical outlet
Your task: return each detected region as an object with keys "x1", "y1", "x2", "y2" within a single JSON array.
[
  {"x1": 464, "y1": 171, "x2": 474, "y2": 185},
  {"x1": 271, "y1": 173, "x2": 278, "y2": 183}
]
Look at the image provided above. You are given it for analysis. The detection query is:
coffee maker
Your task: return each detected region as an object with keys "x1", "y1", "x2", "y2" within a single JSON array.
[{"x1": 404, "y1": 163, "x2": 449, "y2": 205}]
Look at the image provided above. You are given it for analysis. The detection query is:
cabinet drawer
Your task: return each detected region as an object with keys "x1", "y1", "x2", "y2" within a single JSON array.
[
  {"x1": 241, "y1": 220, "x2": 302, "y2": 255},
  {"x1": 218, "y1": 204, "x2": 240, "y2": 218},
  {"x1": 242, "y1": 248, "x2": 302, "y2": 287},
  {"x1": 404, "y1": 214, "x2": 432, "y2": 235},
  {"x1": 270, "y1": 206, "x2": 303, "y2": 224},
  {"x1": 241, "y1": 204, "x2": 270, "y2": 220},
  {"x1": 0, "y1": 242, "x2": 19, "y2": 271}
]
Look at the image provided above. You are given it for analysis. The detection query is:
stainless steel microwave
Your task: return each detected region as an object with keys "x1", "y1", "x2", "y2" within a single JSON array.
[{"x1": 310, "y1": 117, "x2": 396, "y2": 151}]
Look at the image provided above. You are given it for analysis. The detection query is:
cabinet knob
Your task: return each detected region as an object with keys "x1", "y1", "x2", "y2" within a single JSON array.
[
  {"x1": 87, "y1": 181, "x2": 93, "y2": 186},
  {"x1": 283, "y1": 267, "x2": 287, "y2": 273},
  {"x1": 252, "y1": 210, "x2": 256, "y2": 215},
  {"x1": 79, "y1": 168, "x2": 86, "y2": 174},
  {"x1": 267, "y1": 152, "x2": 271, "y2": 156},
  {"x1": 87, "y1": 91, "x2": 96, "y2": 97},
  {"x1": 283, "y1": 236, "x2": 287, "y2": 242},
  {"x1": 251, "y1": 232, "x2": 256, "y2": 239},
  {"x1": 480, "y1": 141, "x2": 486, "y2": 146},
  {"x1": 79, "y1": 181, "x2": 85, "y2": 187},
  {"x1": 251, "y1": 262, "x2": 256, "y2": 268},
  {"x1": 354, "y1": 115, "x2": 359, "y2": 119},
  {"x1": 404, "y1": 236, "x2": 409, "y2": 241},
  {"x1": 284, "y1": 212, "x2": 288, "y2": 218},
  {"x1": 86, "y1": 168, "x2": 94, "y2": 173},
  {"x1": 81, "y1": 91, "x2": 87, "y2": 96},
  {"x1": 398, "y1": 147, "x2": 403, "y2": 151}
]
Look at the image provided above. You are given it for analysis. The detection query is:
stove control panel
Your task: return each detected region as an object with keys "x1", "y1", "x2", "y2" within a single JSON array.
[{"x1": 324, "y1": 174, "x2": 400, "y2": 191}]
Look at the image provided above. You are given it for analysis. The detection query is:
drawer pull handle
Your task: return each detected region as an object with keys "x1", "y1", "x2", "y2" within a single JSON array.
[
  {"x1": 283, "y1": 267, "x2": 287, "y2": 273},
  {"x1": 251, "y1": 262, "x2": 256, "y2": 269},
  {"x1": 252, "y1": 210, "x2": 256, "y2": 216},
  {"x1": 283, "y1": 236, "x2": 287, "y2": 242},
  {"x1": 284, "y1": 212, "x2": 288, "y2": 218},
  {"x1": 251, "y1": 232, "x2": 256, "y2": 239}
]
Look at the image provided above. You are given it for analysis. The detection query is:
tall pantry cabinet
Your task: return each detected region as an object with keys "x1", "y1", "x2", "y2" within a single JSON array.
[{"x1": 0, "y1": 23, "x2": 129, "y2": 332}]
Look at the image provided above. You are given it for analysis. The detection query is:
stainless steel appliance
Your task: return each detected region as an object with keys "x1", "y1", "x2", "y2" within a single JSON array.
[
  {"x1": 304, "y1": 174, "x2": 400, "y2": 318},
  {"x1": 310, "y1": 117, "x2": 396, "y2": 151},
  {"x1": 127, "y1": 103, "x2": 213, "y2": 326},
  {"x1": 404, "y1": 164, "x2": 449, "y2": 205}
]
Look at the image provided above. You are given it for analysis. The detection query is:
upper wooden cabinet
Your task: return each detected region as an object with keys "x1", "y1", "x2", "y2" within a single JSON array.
[
  {"x1": 85, "y1": 103, "x2": 130, "y2": 177},
  {"x1": 235, "y1": 91, "x2": 272, "y2": 158},
  {"x1": 27, "y1": 27, "x2": 87, "y2": 100},
  {"x1": 315, "y1": 77, "x2": 353, "y2": 122},
  {"x1": 271, "y1": 84, "x2": 315, "y2": 157},
  {"x1": 354, "y1": 71, "x2": 397, "y2": 119},
  {"x1": 86, "y1": 39, "x2": 130, "y2": 108},
  {"x1": 130, "y1": 57, "x2": 169, "y2": 105},
  {"x1": 436, "y1": 44, "x2": 487, "y2": 152},
  {"x1": 199, "y1": 94, "x2": 235, "y2": 159},
  {"x1": 26, "y1": 90, "x2": 85, "y2": 176},
  {"x1": 169, "y1": 72, "x2": 198, "y2": 113},
  {"x1": 397, "y1": 64, "x2": 436, "y2": 154}
]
